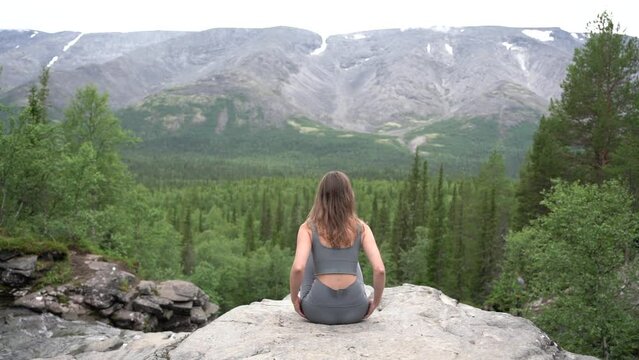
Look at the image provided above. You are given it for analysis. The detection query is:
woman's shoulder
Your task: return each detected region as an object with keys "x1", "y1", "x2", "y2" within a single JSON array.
[
  {"x1": 357, "y1": 218, "x2": 370, "y2": 230},
  {"x1": 298, "y1": 221, "x2": 313, "y2": 234}
]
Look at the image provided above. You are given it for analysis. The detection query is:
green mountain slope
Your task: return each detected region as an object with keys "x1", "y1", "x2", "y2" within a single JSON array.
[{"x1": 118, "y1": 94, "x2": 537, "y2": 183}]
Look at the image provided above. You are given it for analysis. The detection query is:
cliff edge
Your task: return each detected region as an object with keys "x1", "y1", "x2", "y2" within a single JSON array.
[{"x1": 168, "y1": 284, "x2": 595, "y2": 360}]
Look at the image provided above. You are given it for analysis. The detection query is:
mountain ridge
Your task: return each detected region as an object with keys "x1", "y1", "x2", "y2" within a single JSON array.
[
  {"x1": 1, "y1": 25, "x2": 584, "y2": 133},
  {"x1": 0, "y1": 26, "x2": 588, "y2": 176}
]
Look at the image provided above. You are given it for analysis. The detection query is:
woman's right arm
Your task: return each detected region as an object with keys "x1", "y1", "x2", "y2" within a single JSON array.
[
  {"x1": 361, "y1": 222, "x2": 385, "y2": 317},
  {"x1": 290, "y1": 223, "x2": 311, "y2": 318}
]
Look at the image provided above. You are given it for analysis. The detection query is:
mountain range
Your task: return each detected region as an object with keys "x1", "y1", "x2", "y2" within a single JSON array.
[{"x1": 0, "y1": 26, "x2": 587, "y2": 177}]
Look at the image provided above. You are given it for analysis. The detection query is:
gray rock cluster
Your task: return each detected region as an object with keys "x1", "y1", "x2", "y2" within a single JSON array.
[
  {"x1": 0, "y1": 250, "x2": 63, "y2": 287},
  {"x1": 8, "y1": 254, "x2": 218, "y2": 332}
]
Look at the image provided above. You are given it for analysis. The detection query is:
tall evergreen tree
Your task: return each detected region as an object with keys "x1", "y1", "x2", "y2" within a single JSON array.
[
  {"x1": 427, "y1": 164, "x2": 446, "y2": 287},
  {"x1": 517, "y1": 12, "x2": 639, "y2": 226},
  {"x1": 181, "y1": 207, "x2": 196, "y2": 275},
  {"x1": 560, "y1": 12, "x2": 639, "y2": 183},
  {"x1": 259, "y1": 189, "x2": 272, "y2": 242},
  {"x1": 244, "y1": 210, "x2": 256, "y2": 254},
  {"x1": 515, "y1": 110, "x2": 569, "y2": 228},
  {"x1": 419, "y1": 160, "x2": 429, "y2": 227}
]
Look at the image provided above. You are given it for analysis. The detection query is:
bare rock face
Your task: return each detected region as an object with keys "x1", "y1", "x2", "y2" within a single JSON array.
[
  {"x1": 0, "y1": 307, "x2": 189, "y2": 360},
  {"x1": 168, "y1": 284, "x2": 596, "y2": 360},
  {"x1": 0, "y1": 254, "x2": 38, "y2": 286}
]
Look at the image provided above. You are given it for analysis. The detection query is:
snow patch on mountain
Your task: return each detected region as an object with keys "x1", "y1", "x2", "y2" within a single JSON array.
[
  {"x1": 311, "y1": 36, "x2": 327, "y2": 55},
  {"x1": 345, "y1": 33, "x2": 367, "y2": 40},
  {"x1": 431, "y1": 26, "x2": 451, "y2": 33},
  {"x1": 445, "y1": 43, "x2": 453, "y2": 55},
  {"x1": 502, "y1": 42, "x2": 528, "y2": 72},
  {"x1": 30, "y1": 31, "x2": 38, "y2": 38},
  {"x1": 522, "y1": 29, "x2": 554, "y2": 42},
  {"x1": 46, "y1": 56, "x2": 59, "y2": 68},
  {"x1": 63, "y1": 33, "x2": 83, "y2": 52}
]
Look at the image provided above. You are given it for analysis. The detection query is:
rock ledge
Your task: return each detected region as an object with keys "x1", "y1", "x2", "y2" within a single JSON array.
[{"x1": 168, "y1": 284, "x2": 596, "y2": 360}]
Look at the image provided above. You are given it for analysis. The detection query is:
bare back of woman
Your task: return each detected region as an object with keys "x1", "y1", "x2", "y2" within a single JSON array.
[{"x1": 315, "y1": 228, "x2": 358, "y2": 290}]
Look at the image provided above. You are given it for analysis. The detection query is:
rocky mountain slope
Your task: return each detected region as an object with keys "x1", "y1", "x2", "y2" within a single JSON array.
[{"x1": 1, "y1": 26, "x2": 584, "y2": 135}]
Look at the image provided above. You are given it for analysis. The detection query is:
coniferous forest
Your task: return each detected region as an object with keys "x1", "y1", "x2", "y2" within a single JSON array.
[{"x1": 1, "y1": 12, "x2": 638, "y2": 359}]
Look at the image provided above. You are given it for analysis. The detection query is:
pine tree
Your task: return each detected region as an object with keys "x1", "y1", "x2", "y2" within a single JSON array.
[
  {"x1": 419, "y1": 160, "x2": 429, "y2": 227},
  {"x1": 273, "y1": 194, "x2": 284, "y2": 247},
  {"x1": 560, "y1": 12, "x2": 639, "y2": 183},
  {"x1": 259, "y1": 189, "x2": 272, "y2": 242},
  {"x1": 244, "y1": 210, "x2": 256, "y2": 254},
  {"x1": 444, "y1": 183, "x2": 466, "y2": 300},
  {"x1": 181, "y1": 207, "x2": 196, "y2": 275},
  {"x1": 427, "y1": 164, "x2": 446, "y2": 287}
]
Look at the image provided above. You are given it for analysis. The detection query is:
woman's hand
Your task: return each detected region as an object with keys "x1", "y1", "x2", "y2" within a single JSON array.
[
  {"x1": 363, "y1": 300, "x2": 377, "y2": 319},
  {"x1": 292, "y1": 297, "x2": 306, "y2": 319}
]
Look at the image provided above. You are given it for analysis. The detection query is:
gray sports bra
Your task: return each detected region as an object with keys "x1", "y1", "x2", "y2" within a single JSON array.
[{"x1": 311, "y1": 223, "x2": 361, "y2": 275}]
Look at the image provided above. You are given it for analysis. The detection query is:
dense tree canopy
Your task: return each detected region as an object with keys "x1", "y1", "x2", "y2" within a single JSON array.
[{"x1": 516, "y1": 12, "x2": 639, "y2": 226}]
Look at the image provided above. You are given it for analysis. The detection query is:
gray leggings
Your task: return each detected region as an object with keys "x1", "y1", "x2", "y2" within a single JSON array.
[{"x1": 300, "y1": 254, "x2": 369, "y2": 325}]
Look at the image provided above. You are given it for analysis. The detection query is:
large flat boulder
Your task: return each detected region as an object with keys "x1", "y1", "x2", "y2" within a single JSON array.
[{"x1": 168, "y1": 284, "x2": 596, "y2": 360}]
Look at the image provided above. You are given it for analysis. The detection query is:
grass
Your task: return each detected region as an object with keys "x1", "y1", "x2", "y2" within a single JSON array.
[
  {"x1": 0, "y1": 235, "x2": 68, "y2": 256},
  {"x1": 34, "y1": 260, "x2": 72, "y2": 290}
]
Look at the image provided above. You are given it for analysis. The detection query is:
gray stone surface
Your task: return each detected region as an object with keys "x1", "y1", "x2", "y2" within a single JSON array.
[
  {"x1": 0, "y1": 307, "x2": 188, "y2": 360},
  {"x1": 157, "y1": 280, "x2": 201, "y2": 302},
  {"x1": 0, "y1": 254, "x2": 38, "y2": 271},
  {"x1": 169, "y1": 284, "x2": 597, "y2": 360},
  {"x1": 136, "y1": 280, "x2": 156, "y2": 295}
]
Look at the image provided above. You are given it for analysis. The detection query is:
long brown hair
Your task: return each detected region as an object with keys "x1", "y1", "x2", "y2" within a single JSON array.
[{"x1": 307, "y1": 171, "x2": 359, "y2": 248}]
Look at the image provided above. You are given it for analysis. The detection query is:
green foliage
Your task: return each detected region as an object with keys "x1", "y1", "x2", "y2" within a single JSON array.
[
  {"x1": 35, "y1": 260, "x2": 72, "y2": 289},
  {"x1": 408, "y1": 117, "x2": 537, "y2": 177},
  {"x1": 492, "y1": 180, "x2": 639, "y2": 358},
  {"x1": 517, "y1": 12, "x2": 639, "y2": 226},
  {"x1": 118, "y1": 96, "x2": 412, "y2": 183},
  {"x1": 0, "y1": 235, "x2": 68, "y2": 255}
]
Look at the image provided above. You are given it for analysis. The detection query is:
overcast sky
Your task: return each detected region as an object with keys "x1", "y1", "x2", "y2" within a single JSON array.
[{"x1": 2, "y1": 0, "x2": 638, "y2": 38}]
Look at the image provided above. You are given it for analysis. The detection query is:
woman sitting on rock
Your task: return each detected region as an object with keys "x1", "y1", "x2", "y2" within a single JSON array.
[{"x1": 289, "y1": 171, "x2": 385, "y2": 325}]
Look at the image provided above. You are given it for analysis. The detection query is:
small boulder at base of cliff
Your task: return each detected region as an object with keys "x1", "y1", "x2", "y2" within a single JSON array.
[{"x1": 169, "y1": 284, "x2": 597, "y2": 360}]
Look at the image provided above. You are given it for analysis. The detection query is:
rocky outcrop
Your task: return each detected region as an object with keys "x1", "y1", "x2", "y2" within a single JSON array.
[
  {"x1": 169, "y1": 284, "x2": 596, "y2": 360},
  {"x1": 2, "y1": 284, "x2": 596, "y2": 360},
  {"x1": 7, "y1": 253, "x2": 218, "y2": 332},
  {"x1": 0, "y1": 249, "x2": 65, "y2": 287},
  {"x1": 0, "y1": 307, "x2": 189, "y2": 360}
]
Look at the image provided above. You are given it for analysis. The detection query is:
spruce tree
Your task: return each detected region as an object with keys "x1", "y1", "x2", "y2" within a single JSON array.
[
  {"x1": 181, "y1": 207, "x2": 196, "y2": 275},
  {"x1": 427, "y1": 164, "x2": 446, "y2": 287}
]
